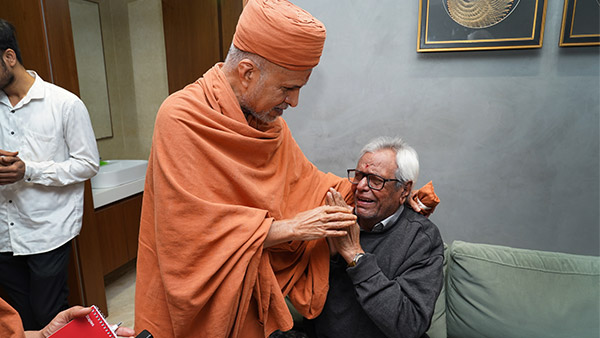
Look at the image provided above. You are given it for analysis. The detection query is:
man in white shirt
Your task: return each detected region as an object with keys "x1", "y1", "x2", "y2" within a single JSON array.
[{"x1": 0, "y1": 19, "x2": 99, "y2": 330}]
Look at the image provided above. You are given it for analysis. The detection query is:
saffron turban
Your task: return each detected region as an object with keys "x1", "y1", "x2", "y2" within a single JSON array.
[{"x1": 233, "y1": 0, "x2": 326, "y2": 71}]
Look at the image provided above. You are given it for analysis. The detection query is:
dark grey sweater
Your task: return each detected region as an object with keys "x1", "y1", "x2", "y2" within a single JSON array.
[{"x1": 305, "y1": 207, "x2": 444, "y2": 338}]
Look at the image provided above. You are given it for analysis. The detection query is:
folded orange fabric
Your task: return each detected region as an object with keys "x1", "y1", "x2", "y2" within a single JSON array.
[
  {"x1": 413, "y1": 181, "x2": 440, "y2": 217},
  {"x1": 0, "y1": 298, "x2": 25, "y2": 338},
  {"x1": 233, "y1": 0, "x2": 326, "y2": 70},
  {"x1": 134, "y1": 64, "x2": 352, "y2": 338}
]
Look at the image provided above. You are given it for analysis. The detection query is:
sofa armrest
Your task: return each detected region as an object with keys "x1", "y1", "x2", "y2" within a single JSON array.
[{"x1": 426, "y1": 242, "x2": 448, "y2": 338}]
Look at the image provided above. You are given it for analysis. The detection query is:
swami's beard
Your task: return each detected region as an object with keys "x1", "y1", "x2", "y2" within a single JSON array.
[{"x1": 241, "y1": 106, "x2": 280, "y2": 124}]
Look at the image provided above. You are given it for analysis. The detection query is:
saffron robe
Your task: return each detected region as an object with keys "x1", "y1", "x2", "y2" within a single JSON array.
[
  {"x1": 134, "y1": 63, "x2": 353, "y2": 338},
  {"x1": 0, "y1": 298, "x2": 25, "y2": 338}
]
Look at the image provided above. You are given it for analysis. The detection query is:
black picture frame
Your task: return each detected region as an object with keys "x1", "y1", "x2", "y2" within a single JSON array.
[
  {"x1": 417, "y1": 0, "x2": 548, "y2": 52},
  {"x1": 559, "y1": 0, "x2": 600, "y2": 47}
]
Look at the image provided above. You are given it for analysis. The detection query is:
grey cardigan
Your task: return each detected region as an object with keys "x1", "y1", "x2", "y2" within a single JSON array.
[{"x1": 305, "y1": 207, "x2": 444, "y2": 338}]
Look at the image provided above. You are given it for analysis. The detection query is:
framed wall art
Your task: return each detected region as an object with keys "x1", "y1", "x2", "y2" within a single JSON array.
[
  {"x1": 559, "y1": 0, "x2": 600, "y2": 47},
  {"x1": 417, "y1": 0, "x2": 548, "y2": 52}
]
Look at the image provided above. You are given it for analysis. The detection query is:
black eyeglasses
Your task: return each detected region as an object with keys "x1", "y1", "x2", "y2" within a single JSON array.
[{"x1": 347, "y1": 169, "x2": 400, "y2": 191}]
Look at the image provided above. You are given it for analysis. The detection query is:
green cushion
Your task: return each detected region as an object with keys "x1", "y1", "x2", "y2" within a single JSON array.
[
  {"x1": 446, "y1": 241, "x2": 600, "y2": 338},
  {"x1": 426, "y1": 243, "x2": 448, "y2": 338},
  {"x1": 285, "y1": 296, "x2": 303, "y2": 325}
]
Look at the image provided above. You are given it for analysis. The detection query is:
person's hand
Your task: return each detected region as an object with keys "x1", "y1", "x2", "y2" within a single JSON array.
[
  {"x1": 325, "y1": 188, "x2": 363, "y2": 262},
  {"x1": 409, "y1": 181, "x2": 440, "y2": 217},
  {"x1": 36, "y1": 306, "x2": 91, "y2": 337},
  {"x1": 114, "y1": 325, "x2": 136, "y2": 337},
  {"x1": 407, "y1": 189, "x2": 422, "y2": 214},
  {"x1": 329, "y1": 220, "x2": 363, "y2": 264},
  {"x1": 325, "y1": 187, "x2": 352, "y2": 210},
  {"x1": 325, "y1": 187, "x2": 351, "y2": 256},
  {"x1": 0, "y1": 149, "x2": 25, "y2": 185},
  {"x1": 0, "y1": 149, "x2": 19, "y2": 165},
  {"x1": 265, "y1": 203, "x2": 356, "y2": 247},
  {"x1": 287, "y1": 205, "x2": 356, "y2": 241},
  {"x1": 30, "y1": 306, "x2": 136, "y2": 338}
]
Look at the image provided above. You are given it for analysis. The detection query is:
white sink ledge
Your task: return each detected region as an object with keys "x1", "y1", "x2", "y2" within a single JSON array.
[
  {"x1": 91, "y1": 160, "x2": 148, "y2": 209},
  {"x1": 91, "y1": 160, "x2": 148, "y2": 189}
]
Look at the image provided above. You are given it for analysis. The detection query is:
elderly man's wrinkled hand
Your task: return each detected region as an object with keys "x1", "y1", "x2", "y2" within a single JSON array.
[
  {"x1": 289, "y1": 205, "x2": 357, "y2": 242},
  {"x1": 325, "y1": 187, "x2": 352, "y2": 211},
  {"x1": 329, "y1": 221, "x2": 362, "y2": 263},
  {"x1": 325, "y1": 188, "x2": 363, "y2": 261}
]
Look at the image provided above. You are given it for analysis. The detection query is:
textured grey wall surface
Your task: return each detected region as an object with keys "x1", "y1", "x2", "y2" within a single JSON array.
[{"x1": 285, "y1": 0, "x2": 599, "y2": 255}]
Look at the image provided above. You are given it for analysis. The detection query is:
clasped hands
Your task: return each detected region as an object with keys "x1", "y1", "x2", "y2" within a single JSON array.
[
  {"x1": 265, "y1": 188, "x2": 362, "y2": 263},
  {"x1": 0, "y1": 149, "x2": 25, "y2": 185},
  {"x1": 323, "y1": 187, "x2": 429, "y2": 263},
  {"x1": 265, "y1": 191, "x2": 357, "y2": 248},
  {"x1": 324, "y1": 188, "x2": 364, "y2": 263}
]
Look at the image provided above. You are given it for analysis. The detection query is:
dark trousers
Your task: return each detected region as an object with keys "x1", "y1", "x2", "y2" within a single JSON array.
[{"x1": 0, "y1": 241, "x2": 71, "y2": 330}]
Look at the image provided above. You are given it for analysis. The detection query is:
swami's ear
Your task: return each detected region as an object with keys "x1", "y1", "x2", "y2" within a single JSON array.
[{"x1": 237, "y1": 59, "x2": 260, "y2": 90}]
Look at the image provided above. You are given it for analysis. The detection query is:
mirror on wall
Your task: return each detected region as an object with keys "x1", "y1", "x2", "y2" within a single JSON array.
[{"x1": 69, "y1": 0, "x2": 113, "y2": 139}]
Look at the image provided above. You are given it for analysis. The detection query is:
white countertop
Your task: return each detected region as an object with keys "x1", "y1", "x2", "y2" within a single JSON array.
[{"x1": 92, "y1": 177, "x2": 145, "y2": 209}]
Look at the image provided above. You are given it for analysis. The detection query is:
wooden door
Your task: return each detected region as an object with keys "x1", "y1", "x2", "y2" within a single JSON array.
[{"x1": 161, "y1": 0, "x2": 244, "y2": 93}]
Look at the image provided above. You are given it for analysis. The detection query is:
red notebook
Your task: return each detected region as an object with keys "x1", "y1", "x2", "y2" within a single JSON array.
[{"x1": 49, "y1": 305, "x2": 117, "y2": 338}]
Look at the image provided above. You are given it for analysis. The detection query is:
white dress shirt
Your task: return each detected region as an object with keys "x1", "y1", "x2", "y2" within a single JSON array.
[{"x1": 0, "y1": 71, "x2": 99, "y2": 255}]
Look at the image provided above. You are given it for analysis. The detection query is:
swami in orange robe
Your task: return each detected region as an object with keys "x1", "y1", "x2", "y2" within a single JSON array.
[
  {"x1": 134, "y1": 62, "x2": 353, "y2": 336},
  {"x1": 0, "y1": 298, "x2": 26, "y2": 338},
  {"x1": 134, "y1": 1, "x2": 353, "y2": 336}
]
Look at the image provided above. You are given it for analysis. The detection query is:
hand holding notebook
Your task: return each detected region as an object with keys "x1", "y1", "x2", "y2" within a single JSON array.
[{"x1": 47, "y1": 305, "x2": 134, "y2": 338}]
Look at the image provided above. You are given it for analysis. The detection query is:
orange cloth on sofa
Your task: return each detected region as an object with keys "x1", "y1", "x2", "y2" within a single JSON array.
[
  {"x1": 233, "y1": 0, "x2": 326, "y2": 71},
  {"x1": 0, "y1": 298, "x2": 25, "y2": 338},
  {"x1": 134, "y1": 64, "x2": 352, "y2": 338}
]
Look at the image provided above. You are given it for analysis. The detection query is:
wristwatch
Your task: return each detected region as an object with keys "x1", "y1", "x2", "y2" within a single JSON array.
[{"x1": 348, "y1": 253, "x2": 365, "y2": 267}]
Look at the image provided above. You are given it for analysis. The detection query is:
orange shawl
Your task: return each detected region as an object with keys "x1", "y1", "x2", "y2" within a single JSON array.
[
  {"x1": 0, "y1": 298, "x2": 25, "y2": 338},
  {"x1": 134, "y1": 64, "x2": 352, "y2": 338}
]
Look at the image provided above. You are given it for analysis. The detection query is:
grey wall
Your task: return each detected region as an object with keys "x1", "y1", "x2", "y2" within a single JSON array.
[{"x1": 286, "y1": 0, "x2": 600, "y2": 256}]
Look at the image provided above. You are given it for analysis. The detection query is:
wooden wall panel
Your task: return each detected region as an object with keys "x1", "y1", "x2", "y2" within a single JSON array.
[
  {"x1": 95, "y1": 193, "x2": 143, "y2": 275},
  {"x1": 220, "y1": 0, "x2": 244, "y2": 59},
  {"x1": 76, "y1": 181, "x2": 108, "y2": 314},
  {"x1": 124, "y1": 194, "x2": 143, "y2": 261},
  {"x1": 0, "y1": 0, "x2": 52, "y2": 80},
  {"x1": 0, "y1": 0, "x2": 78, "y2": 92},
  {"x1": 96, "y1": 202, "x2": 130, "y2": 275},
  {"x1": 41, "y1": 0, "x2": 80, "y2": 95},
  {"x1": 162, "y1": 0, "x2": 221, "y2": 93}
]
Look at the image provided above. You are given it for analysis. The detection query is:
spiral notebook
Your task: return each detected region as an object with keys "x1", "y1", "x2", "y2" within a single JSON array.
[{"x1": 49, "y1": 305, "x2": 117, "y2": 338}]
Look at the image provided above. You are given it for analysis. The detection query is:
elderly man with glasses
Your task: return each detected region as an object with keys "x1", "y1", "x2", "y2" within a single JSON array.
[{"x1": 304, "y1": 136, "x2": 444, "y2": 338}]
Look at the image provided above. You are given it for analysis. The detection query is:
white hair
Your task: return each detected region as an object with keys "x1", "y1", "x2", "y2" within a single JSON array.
[
  {"x1": 360, "y1": 136, "x2": 419, "y2": 186},
  {"x1": 223, "y1": 44, "x2": 267, "y2": 72}
]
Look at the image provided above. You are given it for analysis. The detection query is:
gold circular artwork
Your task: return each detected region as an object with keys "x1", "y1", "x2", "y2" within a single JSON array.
[{"x1": 445, "y1": 0, "x2": 521, "y2": 29}]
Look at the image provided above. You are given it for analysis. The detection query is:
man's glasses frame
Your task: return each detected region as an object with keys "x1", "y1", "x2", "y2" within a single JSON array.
[{"x1": 347, "y1": 169, "x2": 401, "y2": 191}]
